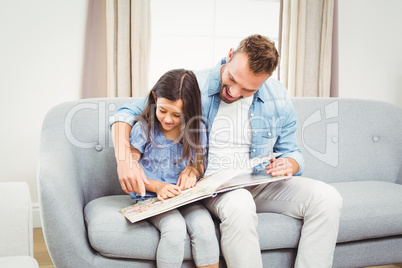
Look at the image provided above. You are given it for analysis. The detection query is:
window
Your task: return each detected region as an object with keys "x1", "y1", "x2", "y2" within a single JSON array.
[{"x1": 149, "y1": 0, "x2": 280, "y2": 87}]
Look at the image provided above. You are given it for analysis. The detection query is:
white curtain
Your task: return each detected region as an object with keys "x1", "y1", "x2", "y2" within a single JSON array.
[
  {"x1": 279, "y1": 0, "x2": 334, "y2": 97},
  {"x1": 106, "y1": 0, "x2": 151, "y2": 98}
]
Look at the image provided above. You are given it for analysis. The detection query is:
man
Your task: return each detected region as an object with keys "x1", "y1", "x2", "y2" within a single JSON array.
[{"x1": 110, "y1": 34, "x2": 343, "y2": 268}]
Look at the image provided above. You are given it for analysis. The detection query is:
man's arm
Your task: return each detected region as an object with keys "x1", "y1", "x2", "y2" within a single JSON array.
[
  {"x1": 266, "y1": 96, "x2": 304, "y2": 178},
  {"x1": 111, "y1": 122, "x2": 149, "y2": 196},
  {"x1": 110, "y1": 98, "x2": 148, "y2": 196}
]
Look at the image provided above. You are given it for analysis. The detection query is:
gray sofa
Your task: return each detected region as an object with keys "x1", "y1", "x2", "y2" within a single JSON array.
[{"x1": 38, "y1": 97, "x2": 402, "y2": 267}]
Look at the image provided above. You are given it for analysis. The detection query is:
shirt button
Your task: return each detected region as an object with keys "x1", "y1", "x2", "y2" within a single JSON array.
[
  {"x1": 268, "y1": 132, "x2": 272, "y2": 136},
  {"x1": 254, "y1": 130, "x2": 257, "y2": 134},
  {"x1": 332, "y1": 137, "x2": 338, "y2": 143},
  {"x1": 250, "y1": 113, "x2": 254, "y2": 117},
  {"x1": 252, "y1": 149, "x2": 256, "y2": 152},
  {"x1": 373, "y1": 136, "x2": 379, "y2": 142}
]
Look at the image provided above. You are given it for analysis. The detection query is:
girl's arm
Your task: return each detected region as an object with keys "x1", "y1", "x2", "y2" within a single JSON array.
[{"x1": 146, "y1": 179, "x2": 182, "y2": 201}]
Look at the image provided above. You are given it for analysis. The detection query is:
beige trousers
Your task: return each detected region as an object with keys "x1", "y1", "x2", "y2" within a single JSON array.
[{"x1": 203, "y1": 177, "x2": 343, "y2": 268}]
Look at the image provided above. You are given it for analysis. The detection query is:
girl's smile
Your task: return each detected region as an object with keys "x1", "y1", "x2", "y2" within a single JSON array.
[{"x1": 155, "y1": 97, "x2": 184, "y2": 140}]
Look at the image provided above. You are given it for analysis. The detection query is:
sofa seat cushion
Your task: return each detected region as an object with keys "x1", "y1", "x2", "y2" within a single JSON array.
[
  {"x1": 333, "y1": 181, "x2": 402, "y2": 243},
  {"x1": 84, "y1": 181, "x2": 402, "y2": 259},
  {"x1": 256, "y1": 181, "x2": 402, "y2": 250},
  {"x1": 85, "y1": 195, "x2": 303, "y2": 259},
  {"x1": 84, "y1": 195, "x2": 196, "y2": 260},
  {"x1": 257, "y1": 213, "x2": 302, "y2": 250}
]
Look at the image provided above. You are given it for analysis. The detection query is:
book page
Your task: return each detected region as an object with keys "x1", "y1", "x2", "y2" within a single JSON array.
[
  {"x1": 216, "y1": 170, "x2": 290, "y2": 193},
  {"x1": 120, "y1": 152, "x2": 282, "y2": 223},
  {"x1": 120, "y1": 184, "x2": 215, "y2": 223}
]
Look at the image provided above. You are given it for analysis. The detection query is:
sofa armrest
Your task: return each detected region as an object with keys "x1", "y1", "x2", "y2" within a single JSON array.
[
  {"x1": 0, "y1": 182, "x2": 33, "y2": 257},
  {"x1": 38, "y1": 106, "x2": 97, "y2": 267}
]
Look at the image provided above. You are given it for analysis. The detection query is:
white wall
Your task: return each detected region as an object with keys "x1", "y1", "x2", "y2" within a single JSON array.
[
  {"x1": 0, "y1": 0, "x2": 88, "y2": 227},
  {"x1": 338, "y1": 0, "x2": 402, "y2": 108}
]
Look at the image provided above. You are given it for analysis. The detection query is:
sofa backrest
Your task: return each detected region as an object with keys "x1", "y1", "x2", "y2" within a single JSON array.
[
  {"x1": 40, "y1": 98, "x2": 133, "y2": 205},
  {"x1": 40, "y1": 97, "x2": 402, "y2": 206},
  {"x1": 292, "y1": 98, "x2": 402, "y2": 184}
]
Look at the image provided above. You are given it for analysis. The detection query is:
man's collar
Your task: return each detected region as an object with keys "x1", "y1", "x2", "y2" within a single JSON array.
[
  {"x1": 208, "y1": 58, "x2": 226, "y2": 97},
  {"x1": 254, "y1": 83, "x2": 269, "y2": 103}
]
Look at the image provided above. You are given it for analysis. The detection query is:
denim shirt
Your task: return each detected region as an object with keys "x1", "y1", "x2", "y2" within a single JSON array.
[
  {"x1": 109, "y1": 58, "x2": 304, "y2": 176},
  {"x1": 129, "y1": 121, "x2": 207, "y2": 200}
]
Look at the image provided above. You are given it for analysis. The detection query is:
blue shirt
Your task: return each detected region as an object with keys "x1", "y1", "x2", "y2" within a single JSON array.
[
  {"x1": 130, "y1": 121, "x2": 207, "y2": 200},
  {"x1": 110, "y1": 58, "x2": 304, "y2": 176}
]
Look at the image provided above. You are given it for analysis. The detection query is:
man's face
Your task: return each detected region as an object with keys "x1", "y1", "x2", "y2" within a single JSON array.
[{"x1": 219, "y1": 52, "x2": 271, "y2": 104}]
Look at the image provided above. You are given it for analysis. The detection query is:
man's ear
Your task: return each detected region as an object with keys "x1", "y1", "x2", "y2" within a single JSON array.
[
  {"x1": 227, "y1": 48, "x2": 235, "y2": 62},
  {"x1": 151, "y1": 91, "x2": 157, "y2": 102}
]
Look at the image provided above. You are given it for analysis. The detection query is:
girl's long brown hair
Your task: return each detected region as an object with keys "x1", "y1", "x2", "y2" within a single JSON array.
[{"x1": 135, "y1": 69, "x2": 205, "y2": 176}]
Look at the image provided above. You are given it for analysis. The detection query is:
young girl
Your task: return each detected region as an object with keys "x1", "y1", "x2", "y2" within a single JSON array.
[{"x1": 128, "y1": 69, "x2": 219, "y2": 268}]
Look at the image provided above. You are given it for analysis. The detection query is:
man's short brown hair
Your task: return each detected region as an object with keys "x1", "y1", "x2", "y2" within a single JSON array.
[{"x1": 232, "y1": 34, "x2": 279, "y2": 75}]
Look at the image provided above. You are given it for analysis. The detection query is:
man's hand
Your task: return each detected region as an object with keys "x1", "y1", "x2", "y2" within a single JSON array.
[
  {"x1": 117, "y1": 158, "x2": 149, "y2": 196},
  {"x1": 265, "y1": 157, "x2": 298, "y2": 181},
  {"x1": 112, "y1": 122, "x2": 149, "y2": 196},
  {"x1": 155, "y1": 182, "x2": 181, "y2": 201},
  {"x1": 177, "y1": 166, "x2": 199, "y2": 190}
]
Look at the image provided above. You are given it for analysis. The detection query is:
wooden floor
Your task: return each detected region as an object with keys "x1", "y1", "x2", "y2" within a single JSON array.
[
  {"x1": 34, "y1": 228, "x2": 54, "y2": 268},
  {"x1": 34, "y1": 228, "x2": 402, "y2": 268}
]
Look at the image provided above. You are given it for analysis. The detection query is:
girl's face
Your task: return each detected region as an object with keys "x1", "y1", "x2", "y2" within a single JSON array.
[{"x1": 155, "y1": 97, "x2": 184, "y2": 134}]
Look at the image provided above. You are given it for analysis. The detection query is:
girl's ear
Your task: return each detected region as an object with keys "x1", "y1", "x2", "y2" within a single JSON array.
[{"x1": 151, "y1": 91, "x2": 157, "y2": 102}]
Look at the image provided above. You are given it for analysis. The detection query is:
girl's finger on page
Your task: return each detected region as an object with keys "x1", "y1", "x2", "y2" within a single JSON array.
[
  {"x1": 190, "y1": 179, "x2": 196, "y2": 188},
  {"x1": 168, "y1": 186, "x2": 181, "y2": 196},
  {"x1": 166, "y1": 191, "x2": 176, "y2": 198}
]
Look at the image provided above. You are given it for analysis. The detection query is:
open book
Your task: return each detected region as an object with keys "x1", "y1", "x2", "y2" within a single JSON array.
[{"x1": 120, "y1": 153, "x2": 290, "y2": 223}]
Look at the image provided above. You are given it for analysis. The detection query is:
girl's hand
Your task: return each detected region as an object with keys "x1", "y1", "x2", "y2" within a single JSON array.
[
  {"x1": 265, "y1": 157, "x2": 294, "y2": 181},
  {"x1": 177, "y1": 166, "x2": 199, "y2": 190},
  {"x1": 155, "y1": 182, "x2": 181, "y2": 201}
]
